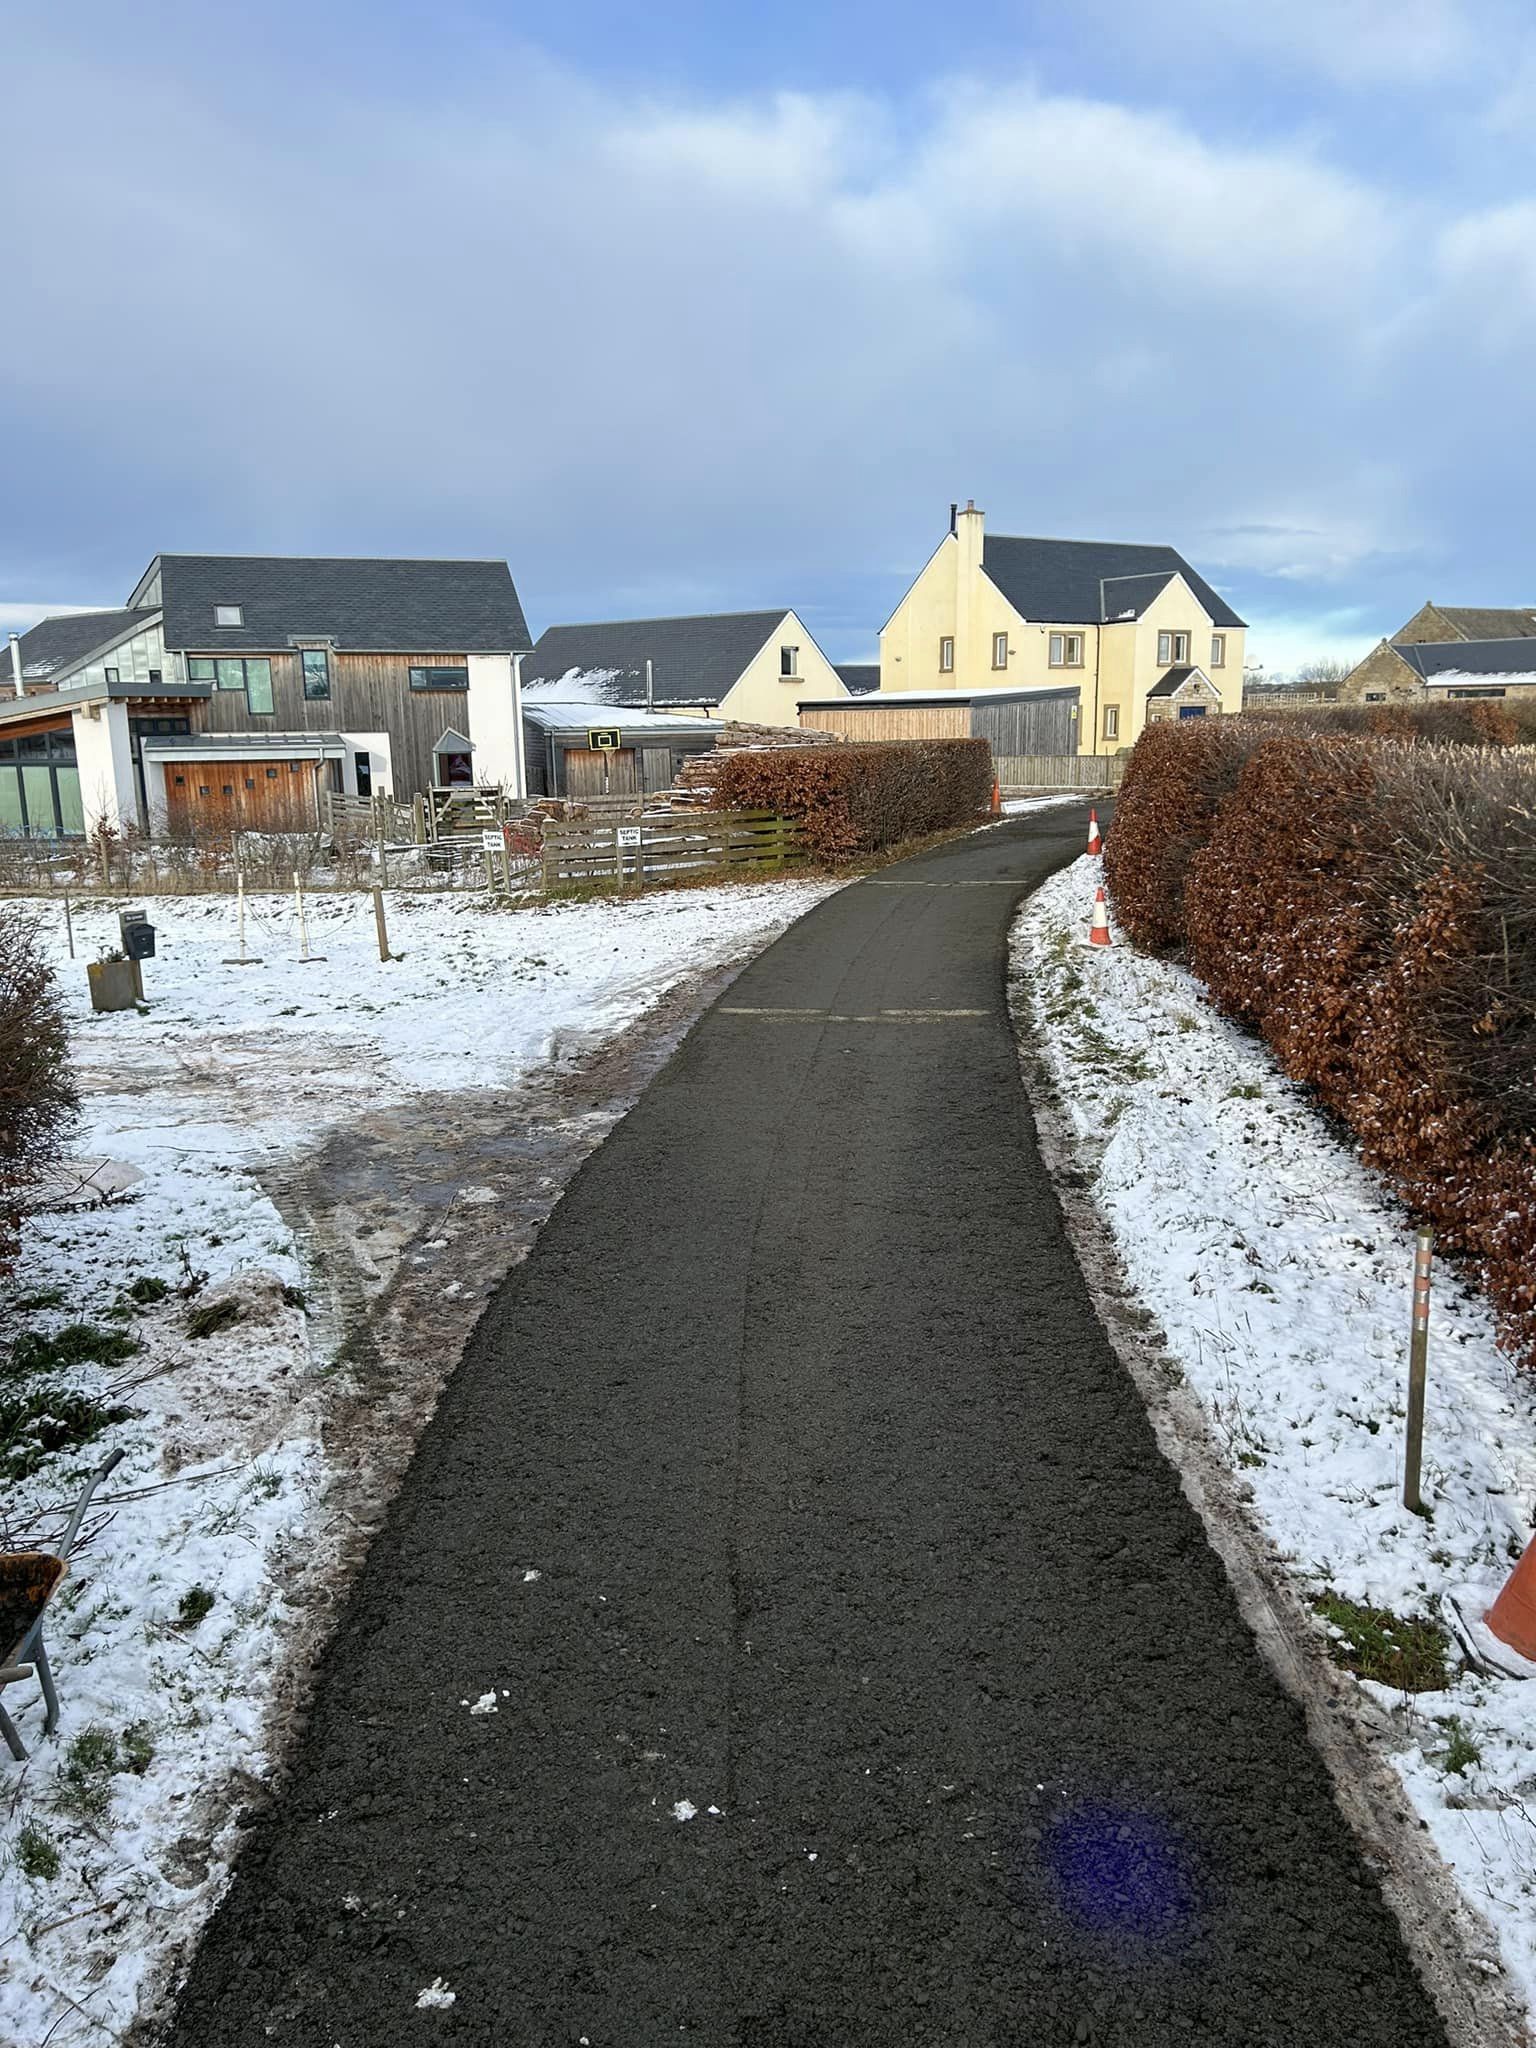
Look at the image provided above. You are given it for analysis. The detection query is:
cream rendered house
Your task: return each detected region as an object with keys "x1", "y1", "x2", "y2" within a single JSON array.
[
  {"x1": 521, "y1": 610, "x2": 846, "y2": 729},
  {"x1": 879, "y1": 503, "x2": 1246, "y2": 754}
]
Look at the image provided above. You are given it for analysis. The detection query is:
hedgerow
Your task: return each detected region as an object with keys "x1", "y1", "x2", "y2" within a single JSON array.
[
  {"x1": 0, "y1": 911, "x2": 77, "y2": 1275},
  {"x1": 710, "y1": 740, "x2": 993, "y2": 861},
  {"x1": 1106, "y1": 725, "x2": 1536, "y2": 1362}
]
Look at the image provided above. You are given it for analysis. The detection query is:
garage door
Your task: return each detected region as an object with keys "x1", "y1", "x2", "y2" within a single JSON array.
[{"x1": 163, "y1": 759, "x2": 321, "y2": 834}]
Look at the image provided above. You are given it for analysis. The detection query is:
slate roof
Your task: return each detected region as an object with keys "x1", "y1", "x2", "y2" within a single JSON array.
[
  {"x1": 521, "y1": 612, "x2": 787, "y2": 708},
  {"x1": 980, "y1": 537, "x2": 1246, "y2": 629},
  {"x1": 1147, "y1": 665, "x2": 1200, "y2": 698},
  {"x1": 834, "y1": 663, "x2": 881, "y2": 696},
  {"x1": 10, "y1": 608, "x2": 153, "y2": 682},
  {"x1": 143, "y1": 556, "x2": 531, "y2": 654},
  {"x1": 1427, "y1": 606, "x2": 1536, "y2": 641},
  {"x1": 1396, "y1": 639, "x2": 1536, "y2": 680}
]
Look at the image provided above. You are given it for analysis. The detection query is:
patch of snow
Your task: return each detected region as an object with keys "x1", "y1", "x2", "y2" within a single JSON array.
[
  {"x1": 671, "y1": 1799, "x2": 698, "y2": 1822},
  {"x1": 1015, "y1": 857, "x2": 1536, "y2": 2022},
  {"x1": 522, "y1": 1568, "x2": 541, "y2": 1583},
  {"x1": 0, "y1": 877, "x2": 839, "y2": 2047},
  {"x1": 414, "y1": 1979, "x2": 456, "y2": 2009},
  {"x1": 467, "y1": 1691, "x2": 498, "y2": 1716}
]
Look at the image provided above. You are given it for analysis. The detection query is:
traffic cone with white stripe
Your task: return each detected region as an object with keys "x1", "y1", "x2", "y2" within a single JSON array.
[
  {"x1": 1086, "y1": 808, "x2": 1102, "y2": 856},
  {"x1": 1089, "y1": 885, "x2": 1112, "y2": 947},
  {"x1": 990, "y1": 779, "x2": 1002, "y2": 818}
]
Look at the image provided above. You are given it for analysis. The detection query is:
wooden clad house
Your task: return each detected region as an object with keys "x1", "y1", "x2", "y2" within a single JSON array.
[{"x1": 2, "y1": 553, "x2": 532, "y2": 837}]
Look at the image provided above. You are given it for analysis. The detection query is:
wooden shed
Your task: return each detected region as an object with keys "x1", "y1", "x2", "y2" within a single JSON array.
[
  {"x1": 796, "y1": 686, "x2": 1081, "y2": 755},
  {"x1": 521, "y1": 701, "x2": 724, "y2": 800}
]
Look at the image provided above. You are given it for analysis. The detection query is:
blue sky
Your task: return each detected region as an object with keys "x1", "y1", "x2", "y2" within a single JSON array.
[{"x1": 6, "y1": 0, "x2": 1536, "y2": 675}]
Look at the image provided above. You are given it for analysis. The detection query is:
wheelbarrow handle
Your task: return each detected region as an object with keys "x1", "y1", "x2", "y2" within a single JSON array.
[{"x1": 56, "y1": 1447, "x2": 127, "y2": 1561}]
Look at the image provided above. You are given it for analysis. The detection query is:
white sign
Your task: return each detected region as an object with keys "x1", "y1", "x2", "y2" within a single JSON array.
[
  {"x1": 616, "y1": 826, "x2": 642, "y2": 848},
  {"x1": 481, "y1": 829, "x2": 504, "y2": 851}
]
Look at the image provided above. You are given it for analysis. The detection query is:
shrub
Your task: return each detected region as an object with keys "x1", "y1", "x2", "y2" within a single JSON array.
[
  {"x1": 1113, "y1": 721, "x2": 1536, "y2": 1360},
  {"x1": 1101, "y1": 719, "x2": 1272, "y2": 954},
  {"x1": 709, "y1": 740, "x2": 993, "y2": 862},
  {"x1": 0, "y1": 912, "x2": 77, "y2": 1274},
  {"x1": 1244, "y1": 699, "x2": 1533, "y2": 746}
]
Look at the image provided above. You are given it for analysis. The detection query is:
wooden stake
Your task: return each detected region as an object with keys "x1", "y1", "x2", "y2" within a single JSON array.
[
  {"x1": 372, "y1": 885, "x2": 391, "y2": 962},
  {"x1": 1403, "y1": 1227, "x2": 1434, "y2": 1514},
  {"x1": 293, "y1": 869, "x2": 326, "y2": 962},
  {"x1": 63, "y1": 894, "x2": 75, "y2": 959}
]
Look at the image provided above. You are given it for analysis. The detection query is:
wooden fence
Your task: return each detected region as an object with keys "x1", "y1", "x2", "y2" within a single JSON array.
[
  {"x1": 994, "y1": 753, "x2": 1127, "y2": 791},
  {"x1": 541, "y1": 809, "x2": 801, "y2": 888}
]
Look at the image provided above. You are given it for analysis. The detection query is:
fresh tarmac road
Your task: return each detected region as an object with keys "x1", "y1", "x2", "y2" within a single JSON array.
[{"x1": 167, "y1": 811, "x2": 1450, "y2": 2047}]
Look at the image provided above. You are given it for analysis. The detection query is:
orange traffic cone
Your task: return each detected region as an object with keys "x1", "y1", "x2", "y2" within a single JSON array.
[
  {"x1": 1486, "y1": 1537, "x2": 1536, "y2": 1663},
  {"x1": 1086, "y1": 808, "x2": 1102, "y2": 856},
  {"x1": 990, "y1": 780, "x2": 1002, "y2": 818},
  {"x1": 1089, "y1": 886, "x2": 1111, "y2": 947}
]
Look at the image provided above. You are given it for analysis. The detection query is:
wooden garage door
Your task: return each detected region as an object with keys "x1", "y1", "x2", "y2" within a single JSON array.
[
  {"x1": 565, "y1": 747, "x2": 639, "y2": 798},
  {"x1": 163, "y1": 759, "x2": 321, "y2": 835}
]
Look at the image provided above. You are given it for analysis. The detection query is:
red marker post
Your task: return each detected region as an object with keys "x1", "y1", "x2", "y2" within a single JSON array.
[{"x1": 1403, "y1": 1227, "x2": 1433, "y2": 1515}]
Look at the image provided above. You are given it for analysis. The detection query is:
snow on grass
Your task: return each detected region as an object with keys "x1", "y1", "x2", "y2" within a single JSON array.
[
  {"x1": 1015, "y1": 857, "x2": 1536, "y2": 2018},
  {"x1": 0, "y1": 878, "x2": 837, "y2": 2046}
]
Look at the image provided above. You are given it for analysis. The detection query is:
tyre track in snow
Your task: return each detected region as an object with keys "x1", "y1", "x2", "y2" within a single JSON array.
[{"x1": 162, "y1": 812, "x2": 1451, "y2": 2047}]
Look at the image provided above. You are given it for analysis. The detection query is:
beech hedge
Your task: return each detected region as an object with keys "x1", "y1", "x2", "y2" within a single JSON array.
[
  {"x1": 0, "y1": 911, "x2": 77, "y2": 1274},
  {"x1": 710, "y1": 740, "x2": 993, "y2": 861},
  {"x1": 1105, "y1": 724, "x2": 1536, "y2": 1363}
]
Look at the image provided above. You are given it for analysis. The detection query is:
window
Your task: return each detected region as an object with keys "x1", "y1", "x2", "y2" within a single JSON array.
[
  {"x1": 992, "y1": 633, "x2": 1009, "y2": 669},
  {"x1": 243, "y1": 658, "x2": 274, "y2": 716},
  {"x1": 1364, "y1": 692, "x2": 1386, "y2": 703},
  {"x1": 0, "y1": 727, "x2": 81, "y2": 837},
  {"x1": 213, "y1": 604, "x2": 243, "y2": 627},
  {"x1": 1211, "y1": 634, "x2": 1226, "y2": 667},
  {"x1": 1157, "y1": 630, "x2": 1191, "y2": 666},
  {"x1": 354, "y1": 751, "x2": 373, "y2": 798},
  {"x1": 939, "y1": 637, "x2": 955, "y2": 672},
  {"x1": 1448, "y1": 686, "x2": 1507, "y2": 698},
  {"x1": 244, "y1": 777, "x2": 256, "y2": 790},
  {"x1": 301, "y1": 649, "x2": 331, "y2": 701},
  {"x1": 190, "y1": 654, "x2": 273, "y2": 715},
  {"x1": 1049, "y1": 632, "x2": 1084, "y2": 667},
  {"x1": 408, "y1": 665, "x2": 470, "y2": 691},
  {"x1": 1103, "y1": 705, "x2": 1119, "y2": 740},
  {"x1": 104, "y1": 667, "x2": 119, "y2": 684},
  {"x1": 174, "y1": 774, "x2": 186, "y2": 786},
  {"x1": 1178, "y1": 704, "x2": 1207, "y2": 719},
  {"x1": 148, "y1": 669, "x2": 161, "y2": 687},
  {"x1": 780, "y1": 645, "x2": 799, "y2": 678}
]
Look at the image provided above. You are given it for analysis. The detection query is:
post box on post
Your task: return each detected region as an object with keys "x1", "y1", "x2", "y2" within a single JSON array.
[{"x1": 118, "y1": 907, "x2": 156, "y2": 1002}]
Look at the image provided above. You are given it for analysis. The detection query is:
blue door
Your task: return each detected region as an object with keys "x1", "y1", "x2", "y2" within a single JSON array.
[{"x1": 1178, "y1": 704, "x2": 1207, "y2": 719}]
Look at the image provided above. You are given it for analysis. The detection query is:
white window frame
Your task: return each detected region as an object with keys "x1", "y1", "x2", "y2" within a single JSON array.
[
  {"x1": 1210, "y1": 633, "x2": 1226, "y2": 668},
  {"x1": 780, "y1": 644, "x2": 799, "y2": 678},
  {"x1": 991, "y1": 632, "x2": 1009, "y2": 669},
  {"x1": 1049, "y1": 632, "x2": 1084, "y2": 668},
  {"x1": 213, "y1": 604, "x2": 244, "y2": 628},
  {"x1": 939, "y1": 636, "x2": 955, "y2": 672},
  {"x1": 1103, "y1": 704, "x2": 1119, "y2": 740}
]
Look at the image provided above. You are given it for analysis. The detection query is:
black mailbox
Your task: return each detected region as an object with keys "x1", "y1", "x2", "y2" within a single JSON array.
[{"x1": 119, "y1": 910, "x2": 156, "y2": 962}]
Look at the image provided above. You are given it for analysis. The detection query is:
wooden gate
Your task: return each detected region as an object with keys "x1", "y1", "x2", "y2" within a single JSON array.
[{"x1": 565, "y1": 747, "x2": 639, "y2": 798}]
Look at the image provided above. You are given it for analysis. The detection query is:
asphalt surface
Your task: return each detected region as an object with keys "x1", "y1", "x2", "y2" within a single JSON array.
[{"x1": 166, "y1": 813, "x2": 1450, "y2": 2047}]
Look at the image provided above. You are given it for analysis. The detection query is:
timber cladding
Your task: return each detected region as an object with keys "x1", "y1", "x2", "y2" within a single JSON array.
[
  {"x1": 190, "y1": 651, "x2": 469, "y2": 794},
  {"x1": 798, "y1": 703, "x2": 971, "y2": 740},
  {"x1": 163, "y1": 757, "x2": 322, "y2": 834}
]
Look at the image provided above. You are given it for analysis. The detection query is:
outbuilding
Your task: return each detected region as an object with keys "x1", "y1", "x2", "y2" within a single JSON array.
[
  {"x1": 521, "y1": 700, "x2": 723, "y2": 799},
  {"x1": 795, "y1": 685, "x2": 1082, "y2": 755}
]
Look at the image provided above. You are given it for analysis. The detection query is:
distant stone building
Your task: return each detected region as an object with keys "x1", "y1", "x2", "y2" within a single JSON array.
[{"x1": 1340, "y1": 602, "x2": 1536, "y2": 704}]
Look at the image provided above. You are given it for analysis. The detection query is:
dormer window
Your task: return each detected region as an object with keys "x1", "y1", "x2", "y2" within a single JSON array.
[{"x1": 214, "y1": 604, "x2": 243, "y2": 628}]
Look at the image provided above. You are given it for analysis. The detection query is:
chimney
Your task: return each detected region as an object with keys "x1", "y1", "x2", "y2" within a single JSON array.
[
  {"x1": 8, "y1": 634, "x2": 22, "y2": 699},
  {"x1": 949, "y1": 502, "x2": 957, "y2": 535}
]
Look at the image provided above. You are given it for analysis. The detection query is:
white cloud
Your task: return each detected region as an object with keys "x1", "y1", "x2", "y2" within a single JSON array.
[
  {"x1": 1080, "y1": 0, "x2": 1483, "y2": 85},
  {"x1": 0, "y1": 17, "x2": 1527, "y2": 651},
  {"x1": 0, "y1": 602, "x2": 112, "y2": 633},
  {"x1": 1437, "y1": 200, "x2": 1536, "y2": 341}
]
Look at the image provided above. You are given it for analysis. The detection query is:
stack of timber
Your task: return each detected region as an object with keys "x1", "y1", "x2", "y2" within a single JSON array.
[{"x1": 541, "y1": 809, "x2": 801, "y2": 888}]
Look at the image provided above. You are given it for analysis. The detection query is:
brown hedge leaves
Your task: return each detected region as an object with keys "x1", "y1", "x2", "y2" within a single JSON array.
[
  {"x1": 711, "y1": 740, "x2": 993, "y2": 861},
  {"x1": 0, "y1": 910, "x2": 77, "y2": 1274},
  {"x1": 1107, "y1": 725, "x2": 1536, "y2": 1363}
]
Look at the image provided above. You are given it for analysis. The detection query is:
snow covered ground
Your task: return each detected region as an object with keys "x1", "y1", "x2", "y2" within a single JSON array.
[
  {"x1": 1015, "y1": 857, "x2": 1536, "y2": 2025},
  {"x1": 0, "y1": 878, "x2": 837, "y2": 2045}
]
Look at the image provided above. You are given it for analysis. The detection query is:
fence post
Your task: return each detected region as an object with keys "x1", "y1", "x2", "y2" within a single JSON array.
[
  {"x1": 372, "y1": 884, "x2": 391, "y2": 961},
  {"x1": 1403, "y1": 1227, "x2": 1434, "y2": 1514},
  {"x1": 63, "y1": 894, "x2": 75, "y2": 959}
]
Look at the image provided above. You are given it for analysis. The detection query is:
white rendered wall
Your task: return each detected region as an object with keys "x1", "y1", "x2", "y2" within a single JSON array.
[
  {"x1": 72, "y1": 703, "x2": 139, "y2": 831},
  {"x1": 465, "y1": 654, "x2": 525, "y2": 794}
]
